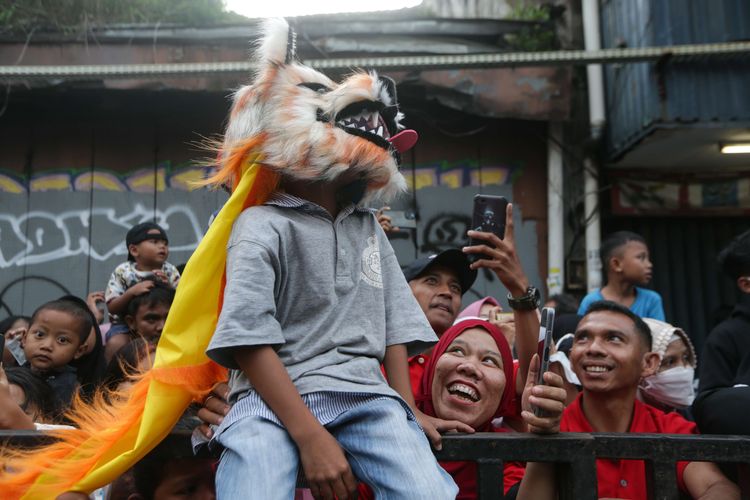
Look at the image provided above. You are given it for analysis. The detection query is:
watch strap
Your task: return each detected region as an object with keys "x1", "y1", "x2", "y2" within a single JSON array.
[{"x1": 507, "y1": 286, "x2": 540, "y2": 311}]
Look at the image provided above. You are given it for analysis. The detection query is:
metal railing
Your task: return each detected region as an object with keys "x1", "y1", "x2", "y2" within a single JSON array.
[{"x1": 2, "y1": 430, "x2": 749, "y2": 499}]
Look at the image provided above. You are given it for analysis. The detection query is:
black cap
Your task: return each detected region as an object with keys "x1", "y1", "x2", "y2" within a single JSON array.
[
  {"x1": 126, "y1": 222, "x2": 168, "y2": 261},
  {"x1": 402, "y1": 249, "x2": 477, "y2": 295}
]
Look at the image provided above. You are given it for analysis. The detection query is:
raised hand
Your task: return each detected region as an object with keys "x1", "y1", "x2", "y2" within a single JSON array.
[{"x1": 463, "y1": 203, "x2": 528, "y2": 297}]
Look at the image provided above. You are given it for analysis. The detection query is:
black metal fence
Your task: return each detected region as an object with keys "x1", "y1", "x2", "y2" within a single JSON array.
[{"x1": 2, "y1": 430, "x2": 749, "y2": 499}]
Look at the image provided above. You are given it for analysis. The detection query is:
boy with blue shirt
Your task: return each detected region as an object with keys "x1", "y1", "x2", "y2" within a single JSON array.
[{"x1": 578, "y1": 231, "x2": 665, "y2": 320}]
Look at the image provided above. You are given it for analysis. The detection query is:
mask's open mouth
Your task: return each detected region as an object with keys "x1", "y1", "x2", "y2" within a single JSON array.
[
  {"x1": 334, "y1": 100, "x2": 394, "y2": 150},
  {"x1": 322, "y1": 100, "x2": 418, "y2": 163}
]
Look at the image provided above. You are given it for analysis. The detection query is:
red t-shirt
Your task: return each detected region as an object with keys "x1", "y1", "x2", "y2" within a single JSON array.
[
  {"x1": 561, "y1": 393, "x2": 697, "y2": 499},
  {"x1": 409, "y1": 354, "x2": 429, "y2": 394}
]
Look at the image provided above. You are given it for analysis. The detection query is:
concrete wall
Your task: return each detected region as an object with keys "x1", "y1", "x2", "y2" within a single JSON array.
[{"x1": 0, "y1": 89, "x2": 547, "y2": 316}]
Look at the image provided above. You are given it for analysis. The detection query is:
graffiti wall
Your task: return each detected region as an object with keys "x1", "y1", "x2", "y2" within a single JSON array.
[{"x1": 0, "y1": 159, "x2": 541, "y2": 316}]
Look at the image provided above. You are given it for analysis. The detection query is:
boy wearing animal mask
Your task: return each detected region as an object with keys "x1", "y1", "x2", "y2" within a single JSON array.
[{"x1": 201, "y1": 19, "x2": 462, "y2": 499}]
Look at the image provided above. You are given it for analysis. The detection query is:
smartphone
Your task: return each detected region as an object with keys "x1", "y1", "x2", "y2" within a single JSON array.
[
  {"x1": 386, "y1": 209, "x2": 417, "y2": 229},
  {"x1": 0, "y1": 334, "x2": 4, "y2": 367},
  {"x1": 469, "y1": 195, "x2": 509, "y2": 260},
  {"x1": 534, "y1": 307, "x2": 556, "y2": 418},
  {"x1": 5, "y1": 336, "x2": 26, "y2": 366}
]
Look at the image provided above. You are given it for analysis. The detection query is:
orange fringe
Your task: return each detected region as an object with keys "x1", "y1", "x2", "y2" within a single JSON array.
[
  {"x1": 197, "y1": 133, "x2": 270, "y2": 192},
  {"x1": 0, "y1": 362, "x2": 226, "y2": 498}
]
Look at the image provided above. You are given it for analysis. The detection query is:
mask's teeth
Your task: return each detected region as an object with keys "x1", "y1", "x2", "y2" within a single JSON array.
[{"x1": 376, "y1": 125, "x2": 383, "y2": 137}]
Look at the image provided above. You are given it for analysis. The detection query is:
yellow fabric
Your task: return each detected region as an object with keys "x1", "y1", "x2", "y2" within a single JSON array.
[{"x1": 22, "y1": 156, "x2": 264, "y2": 497}]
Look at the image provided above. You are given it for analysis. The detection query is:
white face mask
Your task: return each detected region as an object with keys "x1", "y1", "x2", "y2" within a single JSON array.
[{"x1": 640, "y1": 366, "x2": 695, "y2": 409}]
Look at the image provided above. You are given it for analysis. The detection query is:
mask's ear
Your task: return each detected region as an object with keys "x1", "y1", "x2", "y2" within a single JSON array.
[
  {"x1": 256, "y1": 18, "x2": 293, "y2": 67},
  {"x1": 285, "y1": 23, "x2": 297, "y2": 64}
]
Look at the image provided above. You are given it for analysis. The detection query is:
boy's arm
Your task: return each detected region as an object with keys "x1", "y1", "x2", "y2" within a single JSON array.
[
  {"x1": 106, "y1": 280, "x2": 154, "y2": 315},
  {"x1": 383, "y1": 344, "x2": 473, "y2": 450},
  {"x1": 234, "y1": 345, "x2": 358, "y2": 500},
  {"x1": 683, "y1": 462, "x2": 739, "y2": 500}
]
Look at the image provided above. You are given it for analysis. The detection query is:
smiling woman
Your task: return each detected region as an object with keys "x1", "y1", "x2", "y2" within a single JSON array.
[{"x1": 417, "y1": 318, "x2": 524, "y2": 499}]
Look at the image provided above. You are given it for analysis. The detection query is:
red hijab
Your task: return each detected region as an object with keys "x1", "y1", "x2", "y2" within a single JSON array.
[
  {"x1": 417, "y1": 317, "x2": 516, "y2": 429},
  {"x1": 416, "y1": 318, "x2": 521, "y2": 499}
]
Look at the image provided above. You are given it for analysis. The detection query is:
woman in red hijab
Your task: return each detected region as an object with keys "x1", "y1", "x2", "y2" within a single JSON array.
[
  {"x1": 359, "y1": 318, "x2": 565, "y2": 499},
  {"x1": 417, "y1": 317, "x2": 566, "y2": 499}
]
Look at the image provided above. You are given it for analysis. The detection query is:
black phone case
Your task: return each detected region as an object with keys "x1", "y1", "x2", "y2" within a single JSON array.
[
  {"x1": 469, "y1": 195, "x2": 508, "y2": 261},
  {"x1": 534, "y1": 307, "x2": 556, "y2": 418}
]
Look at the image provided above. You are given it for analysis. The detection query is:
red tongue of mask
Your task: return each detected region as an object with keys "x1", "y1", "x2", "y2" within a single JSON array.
[{"x1": 387, "y1": 129, "x2": 418, "y2": 153}]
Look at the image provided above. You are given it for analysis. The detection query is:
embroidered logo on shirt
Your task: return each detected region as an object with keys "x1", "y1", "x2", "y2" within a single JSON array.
[{"x1": 360, "y1": 234, "x2": 383, "y2": 289}]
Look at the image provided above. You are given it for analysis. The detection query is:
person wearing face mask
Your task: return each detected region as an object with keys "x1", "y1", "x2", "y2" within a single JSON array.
[{"x1": 639, "y1": 318, "x2": 698, "y2": 417}]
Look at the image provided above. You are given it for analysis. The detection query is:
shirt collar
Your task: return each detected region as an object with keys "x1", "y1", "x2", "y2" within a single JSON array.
[{"x1": 265, "y1": 191, "x2": 371, "y2": 216}]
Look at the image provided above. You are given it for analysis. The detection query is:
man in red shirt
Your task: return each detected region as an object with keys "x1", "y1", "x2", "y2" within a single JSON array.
[{"x1": 519, "y1": 300, "x2": 739, "y2": 500}]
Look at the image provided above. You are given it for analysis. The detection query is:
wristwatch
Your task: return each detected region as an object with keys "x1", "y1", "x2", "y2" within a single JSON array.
[{"x1": 507, "y1": 286, "x2": 541, "y2": 311}]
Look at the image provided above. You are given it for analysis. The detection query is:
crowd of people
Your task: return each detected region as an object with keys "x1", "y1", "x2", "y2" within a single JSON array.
[{"x1": 2, "y1": 204, "x2": 750, "y2": 499}]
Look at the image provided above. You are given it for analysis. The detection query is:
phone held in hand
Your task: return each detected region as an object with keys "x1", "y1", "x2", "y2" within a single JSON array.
[
  {"x1": 469, "y1": 195, "x2": 508, "y2": 261},
  {"x1": 534, "y1": 307, "x2": 556, "y2": 418},
  {"x1": 6, "y1": 336, "x2": 27, "y2": 366}
]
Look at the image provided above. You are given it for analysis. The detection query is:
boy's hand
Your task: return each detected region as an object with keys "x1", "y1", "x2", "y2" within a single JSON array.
[
  {"x1": 464, "y1": 203, "x2": 528, "y2": 297},
  {"x1": 196, "y1": 382, "x2": 231, "y2": 439},
  {"x1": 376, "y1": 206, "x2": 399, "y2": 233},
  {"x1": 86, "y1": 291, "x2": 105, "y2": 323},
  {"x1": 5, "y1": 327, "x2": 26, "y2": 341},
  {"x1": 521, "y1": 354, "x2": 566, "y2": 434},
  {"x1": 297, "y1": 426, "x2": 358, "y2": 500},
  {"x1": 414, "y1": 408, "x2": 474, "y2": 451},
  {"x1": 151, "y1": 269, "x2": 168, "y2": 282},
  {"x1": 128, "y1": 280, "x2": 155, "y2": 296}
]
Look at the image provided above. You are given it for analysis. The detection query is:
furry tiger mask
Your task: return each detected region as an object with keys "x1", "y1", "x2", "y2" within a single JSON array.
[{"x1": 214, "y1": 17, "x2": 417, "y2": 203}]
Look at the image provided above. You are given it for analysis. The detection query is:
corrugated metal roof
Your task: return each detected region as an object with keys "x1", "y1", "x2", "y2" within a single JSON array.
[{"x1": 601, "y1": 0, "x2": 750, "y2": 160}]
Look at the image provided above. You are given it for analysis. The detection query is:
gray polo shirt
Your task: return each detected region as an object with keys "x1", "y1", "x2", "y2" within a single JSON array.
[{"x1": 206, "y1": 192, "x2": 436, "y2": 405}]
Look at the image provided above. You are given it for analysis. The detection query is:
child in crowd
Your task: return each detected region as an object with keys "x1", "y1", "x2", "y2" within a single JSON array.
[
  {"x1": 578, "y1": 231, "x2": 665, "y2": 320},
  {"x1": 57, "y1": 295, "x2": 108, "y2": 401},
  {"x1": 639, "y1": 318, "x2": 697, "y2": 415},
  {"x1": 121, "y1": 443, "x2": 216, "y2": 500},
  {"x1": 103, "y1": 338, "x2": 156, "y2": 395},
  {"x1": 694, "y1": 229, "x2": 750, "y2": 435},
  {"x1": 105, "y1": 222, "x2": 180, "y2": 338},
  {"x1": 20, "y1": 300, "x2": 92, "y2": 414},
  {"x1": 104, "y1": 280, "x2": 174, "y2": 363}
]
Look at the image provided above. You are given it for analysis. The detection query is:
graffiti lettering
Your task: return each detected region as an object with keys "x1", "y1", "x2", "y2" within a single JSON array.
[{"x1": 0, "y1": 204, "x2": 203, "y2": 268}]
